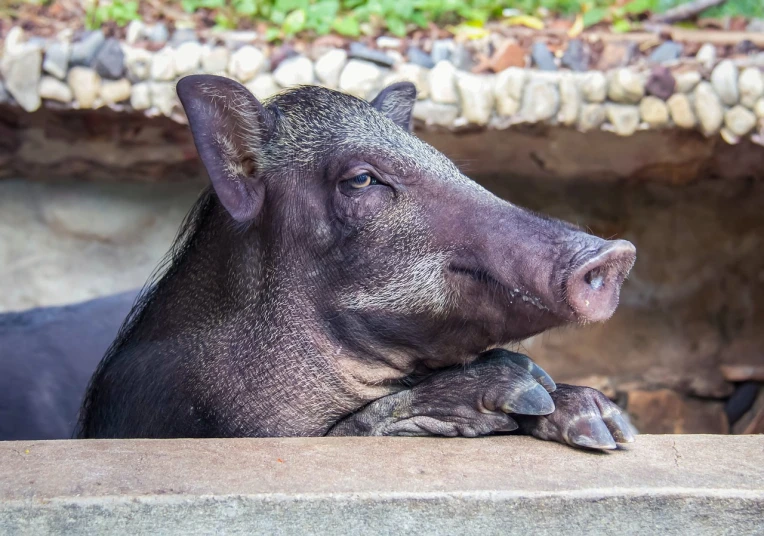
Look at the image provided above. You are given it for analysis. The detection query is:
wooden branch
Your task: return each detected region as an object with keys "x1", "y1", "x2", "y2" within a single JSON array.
[{"x1": 650, "y1": 0, "x2": 729, "y2": 24}]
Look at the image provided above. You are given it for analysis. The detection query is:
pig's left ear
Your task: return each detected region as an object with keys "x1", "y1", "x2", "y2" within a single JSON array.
[
  {"x1": 177, "y1": 74, "x2": 274, "y2": 223},
  {"x1": 371, "y1": 81, "x2": 417, "y2": 132}
]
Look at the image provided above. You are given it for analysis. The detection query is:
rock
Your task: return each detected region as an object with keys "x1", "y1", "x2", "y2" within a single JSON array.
[
  {"x1": 428, "y1": 60, "x2": 459, "y2": 105},
  {"x1": 756, "y1": 97, "x2": 764, "y2": 119},
  {"x1": 338, "y1": 59, "x2": 384, "y2": 99},
  {"x1": 70, "y1": 31, "x2": 105, "y2": 67},
  {"x1": 735, "y1": 40, "x2": 758, "y2": 55},
  {"x1": 43, "y1": 41, "x2": 70, "y2": 80},
  {"x1": 711, "y1": 59, "x2": 739, "y2": 106},
  {"x1": 667, "y1": 93, "x2": 697, "y2": 129},
  {"x1": 413, "y1": 100, "x2": 459, "y2": 127},
  {"x1": 217, "y1": 30, "x2": 258, "y2": 48},
  {"x1": 0, "y1": 46, "x2": 43, "y2": 112},
  {"x1": 720, "y1": 127, "x2": 741, "y2": 145},
  {"x1": 430, "y1": 39, "x2": 454, "y2": 64},
  {"x1": 456, "y1": 73, "x2": 494, "y2": 125},
  {"x1": 150, "y1": 47, "x2": 176, "y2": 81},
  {"x1": 124, "y1": 46, "x2": 153, "y2": 81},
  {"x1": 530, "y1": 42, "x2": 557, "y2": 71},
  {"x1": 376, "y1": 36, "x2": 402, "y2": 50},
  {"x1": 385, "y1": 64, "x2": 429, "y2": 99},
  {"x1": 3, "y1": 26, "x2": 25, "y2": 56},
  {"x1": 649, "y1": 41, "x2": 683, "y2": 64},
  {"x1": 489, "y1": 41, "x2": 526, "y2": 72},
  {"x1": 675, "y1": 71, "x2": 701, "y2": 93},
  {"x1": 100, "y1": 78, "x2": 132, "y2": 105},
  {"x1": 645, "y1": 66, "x2": 676, "y2": 100},
  {"x1": 597, "y1": 41, "x2": 637, "y2": 70},
  {"x1": 695, "y1": 43, "x2": 717, "y2": 69},
  {"x1": 580, "y1": 71, "x2": 607, "y2": 103},
  {"x1": 130, "y1": 82, "x2": 151, "y2": 110},
  {"x1": 145, "y1": 23, "x2": 169, "y2": 45},
  {"x1": 558, "y1": 75, "x2": 580, "y2": 126},
  {"x1": 0, "y1": 82, "x2": 8, "y2": 103},
  {"x1": 174, "y1": 41, "x2": 203, "y2": 76},
  {"x1": 747, "y1": 18, "x2": 764, "y2": 32},
  {"x1": 315, "y1": 49, "x2": 347, "y2": 89},
  {"x1": 150, "y1": 82, "x2": 177, "y2": 116},
  {"x1": 639, "y1": 96, "x2": 669, "y2": 128},
  {"x1": 608, "y1": 68, "x2": 644, "y2": 104},
  {"x1": 39, "y1": 76, "x2": 73, "y2": 103},
  {"x1": 450, "y1": 44, "x2": 473, "y2": 71},
  {"x1": 406, "y1": 46, "x2": 434, "y2": 69},
  {"x1": 725, "y1": 105, "x2": 757, "y2": 136},
  {"x1": 626, "y1": 389, "x2": 728, "y2": 434},
  {"x1": 739, "y1": 67, "x2": 764, "y2": 108},
  {"x1": 721, "y1": 365, "x2": 764, "y2": 382},
  {"x1": 493, "y1": 67, "x2": 526, "y2": 116},
  {"x1": 67, "y1": 67, "x2": 101, "y2": 109},
  {"x1": 228, "y1": 45, "x2": 266, "y2": 83},
  {"x1": 560, "y1": 39, "x2": 589, "y2": 72},
  {"x1": 694, "y1": 82, "x2": 724, "y2": 135},
  {"x1": 273, "y1": 56, "x2": 314, "y2": 87},
  {"x1": 519, "y1": 77, "x2": 559, "y2": 123},
  {"x1": 125, "y1": 20, "x2": 145, "y2": 45},
  {"x1": 93, "y1": 38, "x2": 125, "y2": 79},
  {"x1": 577, "y1": 103, "x2": 606, "y2": 132},
  {"x1": 348, "y1": 42, "x2": 395, "y2": 68},
  {"x1": 201, "y1": 46, "x2": 230, "y2": 74},
  {"x1": 170, "y1": 28, "x2": 197, "y2": 47},
  {"x1": 606, "y1": 103, "x2": 640, "y2": 136},
  {"x1": 245, "y1": 74, "x2": 281, "y2": 101}
]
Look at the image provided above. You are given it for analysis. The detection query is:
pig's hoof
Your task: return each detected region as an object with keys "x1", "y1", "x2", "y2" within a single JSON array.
[{"x1": 514, "y1": 384, "x2": 635, "y2": 450}]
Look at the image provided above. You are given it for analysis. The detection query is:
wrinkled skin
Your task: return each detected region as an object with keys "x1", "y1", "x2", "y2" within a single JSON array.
[{"x1": 77, "y1": 76, "x2": 636, "y2": 450}]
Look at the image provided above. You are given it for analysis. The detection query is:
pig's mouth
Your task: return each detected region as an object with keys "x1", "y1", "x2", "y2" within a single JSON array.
[{"x1": 447, "y1": 239, "x2": 636, "y2": 324}]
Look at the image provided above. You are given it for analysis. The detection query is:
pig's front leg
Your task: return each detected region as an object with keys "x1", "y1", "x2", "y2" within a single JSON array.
[
  {"x1": 327, "y1": 349, "x2": 556, "y2": 438},
  {"x1": 513, "y1": 384, "x2": 635, "y2": 450}
]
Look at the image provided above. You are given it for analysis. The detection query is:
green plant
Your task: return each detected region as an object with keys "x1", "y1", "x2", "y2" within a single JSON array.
[{"x1": 85, "y1": 0, "x2": 140, "y2": 29}]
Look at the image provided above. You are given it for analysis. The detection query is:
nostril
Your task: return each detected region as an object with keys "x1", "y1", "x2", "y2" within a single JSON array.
[{"x1": 584, "y1": 267, "x2": 605, "y2": 290}]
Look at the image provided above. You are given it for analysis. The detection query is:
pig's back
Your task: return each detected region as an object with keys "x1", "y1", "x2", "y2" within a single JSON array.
[{"x1": 0, "y1": 290, "x2": 138, "y2": 441}]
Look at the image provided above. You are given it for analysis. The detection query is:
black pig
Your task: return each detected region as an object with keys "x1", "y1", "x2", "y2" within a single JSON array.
[{"x1": 77, "y1": 76, "x2": 636, "y2": 449}]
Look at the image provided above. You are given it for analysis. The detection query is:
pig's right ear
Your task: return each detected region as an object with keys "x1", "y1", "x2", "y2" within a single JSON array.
[
  {"x1": 176, "y1": 74, "x2": 273, "y2": 223},
  {"x1": 371, "y1": 81, "x2": 417, "y2": 132}
]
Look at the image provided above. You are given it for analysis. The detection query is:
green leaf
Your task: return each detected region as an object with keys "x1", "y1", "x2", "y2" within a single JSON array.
[
  {"x1": 333, "y1": 15, "x2": 360, "y2": 36},
  {"x1": 265, "y1": 27, "x2": 282, "y2": 42},
  {"x1": 623, "y1": 0, "x2": 654, "y2": 14},
  {"x1": 386, "y1": 15, "x2": 407, "y2": 36},
  {"x1": 611, "y1": 18, "x2": 632, "y2": 33},
  {"x1": 282, "y1": 8, "x2": 307, "y2": 34},
  {"x1": 582, "y1": 7, "x2": 607, "y2": 27}
]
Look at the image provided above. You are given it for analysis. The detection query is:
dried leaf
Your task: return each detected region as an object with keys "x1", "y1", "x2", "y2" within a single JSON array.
[
  {"x1": 503, "y1": 15, "x2": 545, "y2": 30},
  {"x1": 569, "y1": 13, "x2": 584, "y2": 37}
]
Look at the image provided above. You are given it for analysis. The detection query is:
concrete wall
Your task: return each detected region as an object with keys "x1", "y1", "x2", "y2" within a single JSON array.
[{"x1": 1, "y1": 435, "x2": 762, "y2": 535}]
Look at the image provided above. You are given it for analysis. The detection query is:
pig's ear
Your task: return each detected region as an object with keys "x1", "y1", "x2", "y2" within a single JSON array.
[
  {"x1": 176, "y1": 74, "x2": 273, "y2": 223},
  {"x1": 371, "y1": 81, "x2": 417, "y2": 132}
]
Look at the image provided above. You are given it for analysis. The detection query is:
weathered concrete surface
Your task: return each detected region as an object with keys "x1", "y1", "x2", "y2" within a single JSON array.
[{"x1": 0, "y1": 435, "x2": 762, "y2": 535}]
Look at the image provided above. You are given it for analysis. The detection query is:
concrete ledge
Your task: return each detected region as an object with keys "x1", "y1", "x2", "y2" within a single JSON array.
[{"x1": 1, "y1": 435, "x2": 762, "y2": 535}]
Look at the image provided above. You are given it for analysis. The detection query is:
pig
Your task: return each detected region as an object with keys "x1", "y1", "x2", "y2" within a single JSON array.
[
  {"x1": 0, "y1": 291, "x2": 138, "y2": 441},
  {"x1": 77, "y1": 75, "x2": 636, "y2": 450}
]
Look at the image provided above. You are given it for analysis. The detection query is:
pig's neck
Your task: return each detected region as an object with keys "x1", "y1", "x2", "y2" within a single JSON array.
[{"x1": 141, "y1": 196, "x2": 401, "y2": 437}]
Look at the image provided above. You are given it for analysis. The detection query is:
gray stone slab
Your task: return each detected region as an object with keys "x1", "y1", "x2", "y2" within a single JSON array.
[{"x1": 0, "y1": 435, "x2": 762, "y2": 535}]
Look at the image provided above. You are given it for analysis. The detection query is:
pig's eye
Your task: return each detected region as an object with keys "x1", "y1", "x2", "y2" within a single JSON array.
[{"x1": 349, "y1": 173, "x2": 377, "y2": 189}]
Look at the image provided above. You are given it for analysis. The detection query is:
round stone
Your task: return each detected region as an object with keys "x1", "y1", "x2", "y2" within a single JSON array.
[
  {"x1": 580, "y1": 71, "x2": 607, "y2": 103},
  {"x1": 558, "y1": 75, "x2": 580, "y2": 126},
  {"x1": 675, "y1": 71, "x2": 701, "y2": 93},
  {"x1": 456, "y1": 73, "x2": 494, "y2": 125},
  {"x1": 245, "y1": 74, "x2": 281, "y2": 101},
  {"x1": 273, "y1": 56, "x2": 314, "y2": 87},
  {"x1": 519, "y1": 77, "x2": 559, "y2": 123},
  {"x1": 666, "y1": 93, "x2": 696, "y2": 129},
  {"x1": 608, "y1": 68, "x2": 644, "y2": 104},
  {"x1": 606, "y1": 103, "x2": 640, "y2": 136},
  {"x1": 724, "y1": 105, "x2": 757, "y2": 136},
  {"x1": 99, "y1": 78, "x2": 132, "y2": 105},
  {"x1": 577, "y1": 103, "x2": 606, "y2": 132},
  {"x1": 150, "y1": 47, "x2": 176, "y2": 81},
  {"x1": 695, "y1": 43, "x2": 717, "y2": 69},
  {"x1": 67, "y1": 67, "x2": 101, "y2": 109},
  {"x1": 338, "y1": 59, "x2": 384, "y2": 99},
  {"x1": 39, "y1": 76, "x2": 73, "y2": 103},
  {"x1": 315, "y1": 49, "x2": 347, "y2": 89},
  {"x1": 130, "y1": 82, "x2": 151, "y2": 110},
  {"x1": 174, "y1": 41, "x2": 203, "y2": 76},
  {"x1": 1, "y1": 45, "x2": 42, "y2": 112},
  {"x1": 639, "y1": 96, "x2": 669, "y2": 127},
  {"x1": 710, "y1": 59, "x2": 739, "y2": 106},
  {"x1": 494, "y1": 67, "x2": 526, "y2": 116},
  {"x1": 413, "y1": 100, "x2": 459, "y2": 127},
  {"x1": 428, "y1": 60, "x2": 459, "y2": 105},
  {"x1": 755, "y1": 97, "x2": 764, "y2": 119},
  {"x1": 228, "y1": 45, "x2": 266, "y2": 83},
  {"x1": 694, "y1": 82, "x2": 724, "y2": 136},
  {"x1": 201, "y1": 46, "x2": 230, "y2": 74},
  {"x1": 739, "y1": 68, "x2": 764, "y2": 109}
]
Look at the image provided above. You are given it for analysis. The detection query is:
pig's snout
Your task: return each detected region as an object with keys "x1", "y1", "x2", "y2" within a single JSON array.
[{"x1": 565, "y1": 239, "x2": 636, "y2": 323}]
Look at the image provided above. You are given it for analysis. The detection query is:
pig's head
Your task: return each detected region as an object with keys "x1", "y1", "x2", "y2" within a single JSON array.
[{"x1": 177, "y1": 75, "x2": 636, "y2": 369}]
